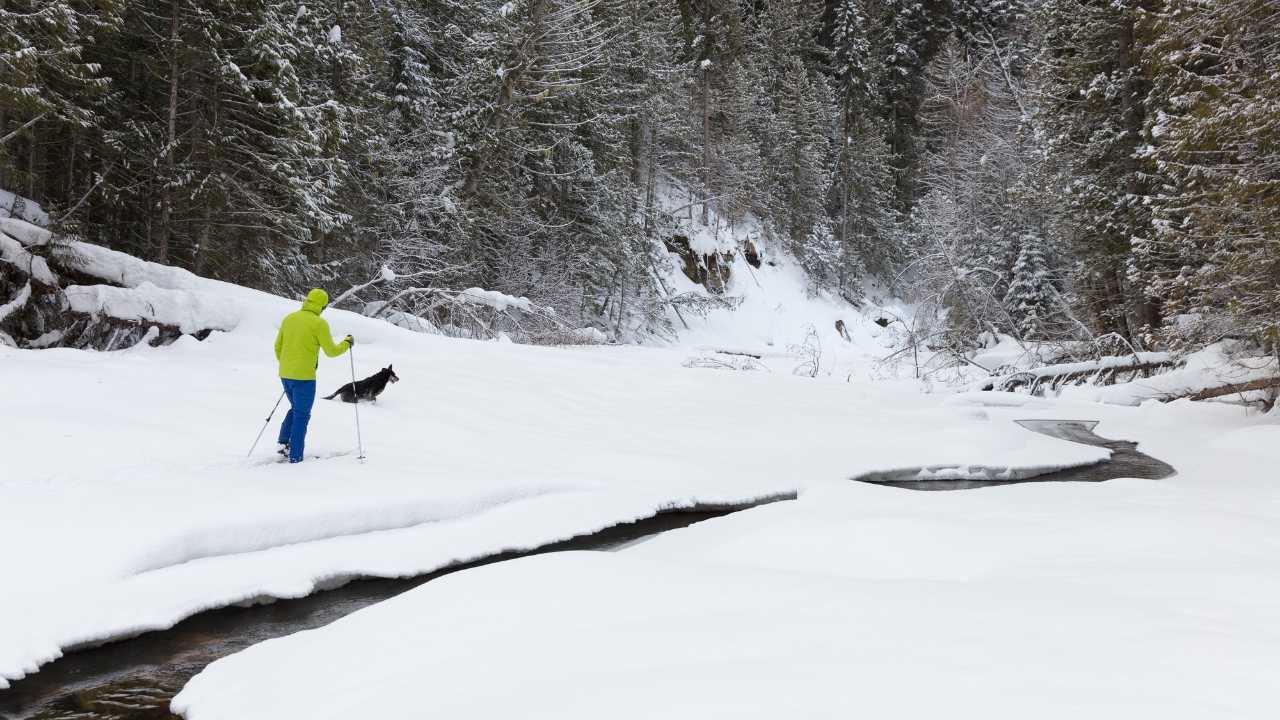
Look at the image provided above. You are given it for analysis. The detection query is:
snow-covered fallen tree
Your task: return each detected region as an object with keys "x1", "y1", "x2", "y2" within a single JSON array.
[
  {"x1": 970, "y1": 343, "x2": 1279, "y2": 410},
  {"x1": 365, "y1": 285, "x2": 607, "y2": 345},
  {"x1": 1074, "y1": 344, "x2": 1280, "y2": 409},
  {"x1": 0, "y1": 213, "x2": 238, "y2": 350},
  {"x1": 331, "y1": 263, "x2": 609, "y2": 346},
  {"x1": 976, "y1": 352, "x2": 1182, "y2": 396},
  {"x1": 0, "y1": 189, "x2": 49, "y2": 226}
]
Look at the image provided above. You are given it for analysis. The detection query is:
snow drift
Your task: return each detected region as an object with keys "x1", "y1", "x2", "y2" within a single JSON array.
[
  {"x1": 172, "y1": 398, "x2": 1280, "y2": 720},
  {"x1": 0, "y1": 233, "x2": 1109, "y2": 689}
]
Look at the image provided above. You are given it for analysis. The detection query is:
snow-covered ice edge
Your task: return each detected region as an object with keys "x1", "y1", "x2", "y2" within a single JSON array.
[
  {"x1": 1, "y1": 228, "x2": 1107, "y2": 690},
  {"x1": 2, "y1": 488, "x2": 783, "y2": 688},
  {"x1": 170, "y1": 398, "x2": 1280, "y2": 720}
]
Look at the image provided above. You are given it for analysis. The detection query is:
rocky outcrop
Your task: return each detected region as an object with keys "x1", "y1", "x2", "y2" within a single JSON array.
[
  {"x1": 663, "y1": 234, "x2": 733, "y2": 294},
  {"x1": 0, "y1": 217, "x2": 233, "y2": 350}
]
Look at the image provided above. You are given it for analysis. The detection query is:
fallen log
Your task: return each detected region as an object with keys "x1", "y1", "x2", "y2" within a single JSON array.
[
  {"x1": 978, "y1": 354, "x2": 1182, "y2": 396},
  {"x1": 1178, "y1": 377, "x2": 1280, "y2": 403}
]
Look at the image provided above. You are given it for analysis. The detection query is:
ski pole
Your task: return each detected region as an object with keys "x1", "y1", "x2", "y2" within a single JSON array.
[
  {"x1": 349, "y1": 344, "x2": 366, "y2": 461},
  {"x1": 246, "y1": 391, "x2": 286, "y2": 458}
]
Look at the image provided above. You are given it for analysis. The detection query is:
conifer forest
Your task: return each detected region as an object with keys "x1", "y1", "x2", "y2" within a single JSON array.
[{"x1": 3, "y1": 0, "x2": 1277, "y2": 352}]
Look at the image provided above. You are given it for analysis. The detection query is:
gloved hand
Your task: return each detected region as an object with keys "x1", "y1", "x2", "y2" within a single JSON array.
[{"x1": 345, "y1": 335, "x2": 355, "y2": 347}]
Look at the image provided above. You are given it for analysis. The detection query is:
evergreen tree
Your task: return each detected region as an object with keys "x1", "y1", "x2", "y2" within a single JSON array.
[
  {"x1": 768, "y1": 57, "x2": 832, "y2": 266},
  {"x1": 1034, "y1": 0, "x2": 1160, "y2": 345},
  {"x1": 1139, "y1": 0, "x2": 1280, "y2": 352},
  {"x1": 5, "y1": 0, "x2": 1270, "y2": 354},
  {"x1": 1003, "y1": 234, "x2": 1057, "y2": 340},
  {"x1": 826, "y1": 0, "x2": 897, "y2": 289},
  {"x1": 0, "y1": 0, "x2": 120, "y2": 203}
]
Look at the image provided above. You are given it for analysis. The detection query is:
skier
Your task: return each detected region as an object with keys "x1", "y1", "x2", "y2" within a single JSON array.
[{"x1": 274, "y1": 288, "x2": 353, "y2": 463}]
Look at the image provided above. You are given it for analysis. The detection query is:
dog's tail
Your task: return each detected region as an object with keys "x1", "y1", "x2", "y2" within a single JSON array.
[{"x1": 324, "y1": 386, "x2": 345, "y2": 400}]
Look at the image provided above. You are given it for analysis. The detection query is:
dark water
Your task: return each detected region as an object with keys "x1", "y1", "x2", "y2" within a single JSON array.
[
  {"x1": 0, "y1": 504, "x2": 784, "y2": 720},
  {"x1": 856, "y1": 419, "x2": 1175, "y2": 490},
  {"x1": 0, "y1": 420, "x2": 1174, "y2": 719}
]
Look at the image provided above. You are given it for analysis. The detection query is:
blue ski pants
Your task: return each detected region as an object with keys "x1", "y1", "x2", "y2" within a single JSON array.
[{"x1": 277, "y1": 378, "x2": 316, "y2": 463}]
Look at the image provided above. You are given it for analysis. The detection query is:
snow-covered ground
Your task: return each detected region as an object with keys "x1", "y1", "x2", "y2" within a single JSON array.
[
  {"x1": 173, "y1": 396, "x2": 1280, "y2": 720},
  {"x1": 0, "y1": 229, "x2": 1110, "y2": 689},
  {"x1": 5, "y1": 214, "x2": 1278, "y2": 713},
  {"x1": 650, "y1": 182, "x2": 906, "y2": 371}
]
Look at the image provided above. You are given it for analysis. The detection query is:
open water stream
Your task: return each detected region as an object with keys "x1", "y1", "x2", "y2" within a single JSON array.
[{"x1": 0, "y1": 420, "x2": 1174, "y2": 720}]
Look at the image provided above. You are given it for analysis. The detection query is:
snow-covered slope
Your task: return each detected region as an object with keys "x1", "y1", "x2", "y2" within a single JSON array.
[
  {"x1": 650, "y1": 193, "x2": 904, "y2": 378},
  {"x1": 172, "y1": 397, "x2": 1280, "y2": 720},
  {"x1": 0, "y1": 231, "x2": 1106, "y2": 688}
]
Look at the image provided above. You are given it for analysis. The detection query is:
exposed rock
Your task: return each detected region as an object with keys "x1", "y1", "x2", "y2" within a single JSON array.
[
  {"x1": 0, "y1": 216, "x2": 228, "y2": 351},
  {"x1": 663, "y1": 234, "x2": 733, "y2": 294}
]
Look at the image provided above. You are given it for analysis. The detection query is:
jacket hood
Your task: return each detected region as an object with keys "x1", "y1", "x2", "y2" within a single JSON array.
[{"x1": 302, "y1": 288, "x2": 329, "y2": 315}]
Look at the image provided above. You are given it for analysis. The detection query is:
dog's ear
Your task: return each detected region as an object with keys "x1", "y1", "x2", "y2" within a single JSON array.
[{"x1": 387, "y1": 364, "x2": 393, "y2": 371}]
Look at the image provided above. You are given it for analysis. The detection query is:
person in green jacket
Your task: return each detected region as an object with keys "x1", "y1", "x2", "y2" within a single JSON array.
[{"x1": 274, "y1": 288, "x2": 353, "y2": 463}]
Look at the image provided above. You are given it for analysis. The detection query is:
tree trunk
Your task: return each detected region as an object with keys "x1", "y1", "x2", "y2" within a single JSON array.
[
  {"x1": 643, "y1": 125, "x2": 657, "y2": 235},
  {"x1": 1178, "y1": 377, "x2": 1280, "y2": 404},
  {"x1": 700, "y1": 70, "x2": 711, "y2": 226},
  {"x1": 158, "y1": 0, "x2": 181, "y2": 264},
  {"x1": 66, "y1": 128, "x2": 78, "y2": 207},
  {"x1": 461, "y1": 0, "x2": 544, "y2": 197},
  {"x1": 195, "y1": 70, "x2": 220, "y2": 276},
  {"x1": 629, "y1": 117, "x2": 643, "y2": 187},
  {"x1": 1116, "y1": 4, "x2": 1158, "y2": 344},
  {"x1": 195, "y1": 203, "x2": 211, "y2": 276},
  {"x1": 0, "y1": 101, "x2": 7, "y2": 188},
  {"x1": 26, "y1": 127, "x2": 38, "y2": 201}
]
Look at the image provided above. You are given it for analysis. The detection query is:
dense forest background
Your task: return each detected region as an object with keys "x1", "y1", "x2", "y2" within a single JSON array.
[{"x1": 2, "y1": 0, "x2": 1277, "y2": 351}]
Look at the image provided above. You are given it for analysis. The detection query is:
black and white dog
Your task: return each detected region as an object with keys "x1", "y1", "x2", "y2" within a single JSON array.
[{"x1": 326, "y1": 365, "x2": 399, "y2": 403}]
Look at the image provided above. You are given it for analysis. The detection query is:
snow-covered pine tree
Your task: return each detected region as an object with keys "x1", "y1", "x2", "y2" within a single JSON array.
[
  {"x1": 826, "y1": 0, "x2": 898, "y2": 288},
  {"x1": 1139, "y1": 0, "x2": 1280, "y2": 353},
  {"x1": 1033, "y1": 0, "x2": 1160, "y2": 345},
  {"x1": 676, "y1": 0, "x2": 746, "y2": 225},
  {"x1": 865, "y1": 0, "x2": 955, "y2": 208},
  {"x1": 768, "y1": 57, "x2": 833, "y2": 276},
  {"x1": 284, "y1": 0, "x2": 380, "y2": 281},
  {"x1": 909, "y1": 36, "x2": 1033, "y2": 317},
  {"x1": 1003, "y1": 234, "x2": 1057, "y2": 340},
  {"x1": 69, "y1": 0, "x2": 344, "y2": 284},
  {"x1": 0, "y1": 0, "x2": 120, "y2": 201},
  {"x1": 831, "y1": 111, "x2": 897, "y2": 286},
  {"x1": 356, "y1": 0, "x2": 462, "y2": 300},
  {"x1": 444, "y1": 0, "x2": 643, "y2": 327}
]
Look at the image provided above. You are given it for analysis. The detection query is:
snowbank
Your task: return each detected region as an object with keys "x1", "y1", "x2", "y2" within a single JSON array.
[
  {"x1": 8, "y1": 214, "x2": 1273, "y2": 704},
  {"x1": 0, "y1": 249, "x2": 1110, "y2": 688},
  {"x1": 64, "y1": 282, "x2": 238, "y2": 334},
  {"x1": 172, "y1": 397, "x2": 1280, "y2": 720}
]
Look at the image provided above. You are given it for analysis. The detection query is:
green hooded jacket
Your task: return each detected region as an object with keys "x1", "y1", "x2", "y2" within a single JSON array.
[{"x1": 274, "y1": 288, "x2": 350, "y2": 380}]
